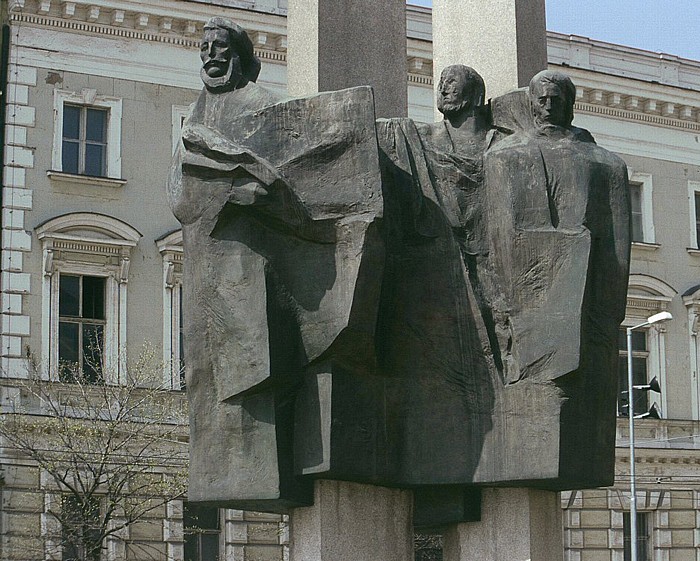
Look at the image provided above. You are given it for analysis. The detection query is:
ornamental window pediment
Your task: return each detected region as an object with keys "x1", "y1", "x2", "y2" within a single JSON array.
[
  {"x1": 36, "y1": 213, "x2": 141, "y2": 272},
  {"x1": 35, "y1": 213, "x2": 141, "y2": 383}
]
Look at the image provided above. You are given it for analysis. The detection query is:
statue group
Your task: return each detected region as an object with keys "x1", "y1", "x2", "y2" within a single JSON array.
[{"x1": 168, "y1": 17, "x2": 631, "y2": 522}]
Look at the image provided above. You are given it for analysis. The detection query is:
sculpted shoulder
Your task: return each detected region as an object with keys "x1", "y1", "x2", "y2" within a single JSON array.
[{"x1": 189, "y1": 82, "x2": 284, "y2": 125}]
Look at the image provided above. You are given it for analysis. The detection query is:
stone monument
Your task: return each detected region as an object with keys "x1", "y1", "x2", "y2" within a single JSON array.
[
  {"x1": 168, "y1": 14, "x2": 630, "y2": 561},
  {"x1": 169, "y1": 17, "x2": 385, "y2": 512}
]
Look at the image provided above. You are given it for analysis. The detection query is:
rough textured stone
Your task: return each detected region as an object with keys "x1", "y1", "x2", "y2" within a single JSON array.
[
  {"x1": 443, "y1": 489, "x2": 563, "y2": 561},
  {"x1": 432, "y1": 0, "x2": 547, "y2": 100},
  {"x1": 170, "y1": 18, "x2": 382, "y2": 512},
  {"x1": 171, "y1": 22, "x2": 629, "y2": 520},
  {"x1": 289, "y1": 480, "x2": 412, "y2": 561},
  {"x1": 478, "y1": 71, "x2": 630, "y2": 488},
  {"x1": 287, "y1": 0, "x2": 407, "y2": 118},
  {"x1": 2, "y1": 489, "x2": 44, "y2": 512}
]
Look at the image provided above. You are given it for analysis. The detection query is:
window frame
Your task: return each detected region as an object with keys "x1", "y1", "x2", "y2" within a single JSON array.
[
  {"x1": 61, "y1": 104, "x2": 109, "y2": 177},
  {"x1": 49, "y1": 262, "x2": 119, "y2": 384},
  {"x1": 621, "y1": 274, "x2": 675, "y2": 418},
  {"x1": 617, "y1": 329, "x2": 651, "y2": 417},
  {"x1": 687, "y1": 180, "x2": 700, "y2": 250},
  {"x1": 57, "y1": 273, "x2": 107, "y2": 384},
  {"x1": 628, "y1": 172, "x2": 655, "y2": 246},
  {"x1": 157, "y1": 231, "x2": 184, "y2": 390},
  {"x1": 61, "y1": 495, "x2": 102, "y2": 561},
  {"x1": 683, "y1": 285, "x2": 700, "y2": 419},
  {"x1": 183, "y1": 502, "x2": 222, "y2": 561},
  {"x1": 52, "y1": 89, "x2": 122, "y2": 180},
  {"x1": 622, "y1": 511, "x2": 651, "y2": 561},
  {"x1": 172, "y1": 105, "x2": 190, "y2": 156},
  {"x1": 36, "y1": 214, "x2": 141, "y2": 384}
]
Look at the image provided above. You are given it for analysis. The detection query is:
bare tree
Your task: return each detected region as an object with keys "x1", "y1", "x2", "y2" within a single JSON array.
[{"x1": 0, "y1": 346, "x2": 188, "y2": 560}]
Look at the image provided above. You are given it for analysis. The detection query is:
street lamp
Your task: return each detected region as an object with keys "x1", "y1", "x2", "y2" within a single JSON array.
[{"x1": 626, "y1": 310, "x2": 672, "y2": 561}]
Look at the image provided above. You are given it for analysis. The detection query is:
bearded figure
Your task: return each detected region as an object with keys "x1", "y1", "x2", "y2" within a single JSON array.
[{"x1": 169, "y1": 17, "x2": 385, "y2": 512}]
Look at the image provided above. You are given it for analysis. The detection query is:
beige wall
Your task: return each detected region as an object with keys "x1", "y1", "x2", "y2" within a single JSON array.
[
  {"x1": 5, "y1": 2, "x2": 700, "y2": 560},
  {"x1": 22, "y1": 69, "x2": 198, "y2": 370}
]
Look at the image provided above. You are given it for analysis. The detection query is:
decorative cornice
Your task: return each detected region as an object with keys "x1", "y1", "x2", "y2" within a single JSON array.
[
  {"x1": 627, "y1": 296, "x2": 670, "y2": 312},
  {"x1": 575, "y1": 98, "x2": 700, "y2": 132},
  {"x1": 617, "y1": 455, "x2": 700, "y2": 467},
  {"x1": 52, "y1": 239, "x2": 122, "y2": 255},
  {"x1": 409, "y1": 72, "x2": 432, "y2": 86},
  {"x1": 12, "y1": 10, "x2": 200, "y2": 47},
  {"x1": 13, "y1": 1, "x2": 700, "y2": 129},
  {"x1": 9, "y1": 1, "x2": 291, "y2": 58},
  {"x1": 7, "y1": 1, "x2": 437, "y2": 78}
]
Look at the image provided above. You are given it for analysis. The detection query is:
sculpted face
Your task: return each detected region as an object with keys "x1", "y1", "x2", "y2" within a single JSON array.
[
  {"x1": 200, "y1": 26, "x2": 244, "y2": 91},
  {"x1": 531, "y1": 81, "x2": 570, "y2": 128},
  {"x1": 437, "y1": 67, "x2": 472, "y2": 117},
  {"x1": 201, "y1": 27, "x2": 233, "y2": 78}
]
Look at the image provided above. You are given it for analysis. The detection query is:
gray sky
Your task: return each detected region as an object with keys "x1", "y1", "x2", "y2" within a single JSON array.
[{"x1": 407, "y1": 1, "x2": 700, "y2": 62}]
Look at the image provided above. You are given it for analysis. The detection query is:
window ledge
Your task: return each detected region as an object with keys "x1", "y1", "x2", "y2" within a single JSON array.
[
  {"x1": 687, "y1": 247, "x2": 700, "y2": 255},
  {"x1": 632, "y1": 241, "x2": 660, "y2": 252},
  {"x1": 47, "y1": 170, "x2": 126, "y2": 188}
]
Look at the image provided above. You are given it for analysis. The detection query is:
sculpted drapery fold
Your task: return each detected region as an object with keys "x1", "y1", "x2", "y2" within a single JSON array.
[{"x1": 168, "y1": 20, "x2": 631, "y2": 518}]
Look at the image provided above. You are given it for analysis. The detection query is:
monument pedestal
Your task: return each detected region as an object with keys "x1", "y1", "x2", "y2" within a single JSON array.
[
  {"x1": 289, "y1": 480, "x2": 413, "y2": 561},
  {"x1": 443, "y1": 488, "x2": 563, "y2": 561}
]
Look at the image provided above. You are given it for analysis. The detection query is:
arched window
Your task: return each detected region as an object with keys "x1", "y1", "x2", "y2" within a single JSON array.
[
  {"x1": 36, "y1": 213, "x2": 141, "y2": 383},
  {"x1": 619, "y1": 275, "x2": 676, "y2": 418}
]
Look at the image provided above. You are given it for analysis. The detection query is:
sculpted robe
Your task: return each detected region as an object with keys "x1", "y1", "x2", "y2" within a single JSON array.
[
  {"x1": 481, "y1": 109, "x2": 631, "y2": 487},
  {"x1": 168, "y1": 85, "x2": 384, "y2": 512},
  {"x1": 375, "y1": 117, "x2": 499, "y2": 492}
]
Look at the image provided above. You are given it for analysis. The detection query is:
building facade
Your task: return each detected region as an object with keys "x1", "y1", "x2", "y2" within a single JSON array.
[{"x1": 1, "y1": 0, "x2": 700, "y2": 560}]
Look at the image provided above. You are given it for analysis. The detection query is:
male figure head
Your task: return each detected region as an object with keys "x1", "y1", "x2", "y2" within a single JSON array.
[
  {"x1": 200, "y1": 17, "x2": 261, "y2": 92},
  {"x1": 529, "y1": 70, "x2": 576, "y2": 131},
  {"x1": 437, "y1": 65, "x2": 485, "y2": 125}
]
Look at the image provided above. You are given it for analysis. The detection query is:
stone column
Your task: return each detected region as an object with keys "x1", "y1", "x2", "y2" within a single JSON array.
[
  {"x1": 289, "y1": 480, "x2": 413, "y2": 561},
  {"x1": 443, "y1": 488, "x2": 563, "y2": 561},
  {"x1": 432, "y1": 0, "x2": 547, "y2": 100},
  {"x1": 287, "y1": 0, "x2": 408, "y2": 118}
]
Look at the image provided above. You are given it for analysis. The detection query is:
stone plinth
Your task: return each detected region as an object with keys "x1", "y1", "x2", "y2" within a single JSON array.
[
  {"x1": 287, "y1": 0, "x2": 408, "y2": 118},
  {"x1": 289, "y1": 480, "x2": 413, "y2": 561},
  {"x1": 443, "y1": 488, "x2": 563, "y2": 561},
  {"x1": 432, "y1": 0, "x2": 546, "y2": 101}
]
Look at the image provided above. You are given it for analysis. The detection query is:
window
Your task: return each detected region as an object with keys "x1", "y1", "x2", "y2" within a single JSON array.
[
  {"x1": 628, "y1": 173, "x2": 655, "y2": 245},
  {"x1": 687, "y1": 181, "x2": 700, "y2": 250},
  {"x1": 179, "y1": 289, "x2": 185, "y2": 389},
  {"x1": 623, "y1": 511, "x2": 650, "y2": 561},
  {"x1": 62, "y1": 496, "x2": 101, "y2": 561},
  {"x1": 157, "y1": 231, "x2": 184, "y2": 389},
  {"x1": 52, "y1": 89, "x2": 122, "y2": 180},
  {"x1": 629, "y1": 183, "x2": 643, "y2": 243},
  {"x1": 172, "y1": 105, "x2": 190, "y2": 155},
  {"x1": 183, "y1": 503, "x2": 220, "y2": 561},
  {"x1": 621, "y1": 274, "x2": 675, "y2": 417},
  {"x1": 62, "y1": 105, "x2": 108, "y2": 176},
  {"x1": 683, "y1": 284, "x2": 700, "y2": 419},
  {"x1": 58, "y1": 274, "x2": 106, "y2": 383},
  {"x1": 36, "y1": 214, "x2": 141, "y2": 383},
  {"x1": 694, "y1": 192, "x2": 700, "y2": 249},
  {"x1": 618, "y1": 329, "x2": 649, "y2": 416}
]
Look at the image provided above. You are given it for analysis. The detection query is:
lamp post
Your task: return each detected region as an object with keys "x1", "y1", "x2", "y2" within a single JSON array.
[{"x1": 626, "y1": 310, "x2": 672, "y2": 561}]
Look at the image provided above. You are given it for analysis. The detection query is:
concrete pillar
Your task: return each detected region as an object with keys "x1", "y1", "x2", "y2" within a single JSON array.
[
  {"x1": 432, "y1": 0, "x2": 547, "y2": 100},
  {"x1": 287, "y1": 0, "x2": 408, "y2": 118},
  {"x1": 289, "y1": 480, "x2": 413, "y2": 561},
  {"x1": 443, "y1": 488, "x2": 563, "y2": 561}
]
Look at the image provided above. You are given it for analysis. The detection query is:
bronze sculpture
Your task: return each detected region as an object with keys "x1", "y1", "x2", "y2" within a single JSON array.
[{"x1": 168, "y1": 20, "x2": 630, "y2": 518}]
